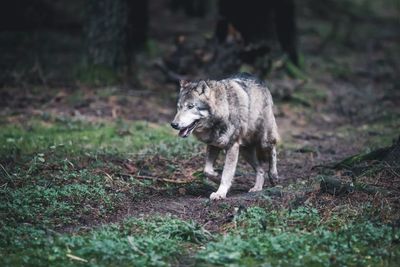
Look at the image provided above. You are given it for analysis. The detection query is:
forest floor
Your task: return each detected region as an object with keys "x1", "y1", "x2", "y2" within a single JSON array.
[{"x1": 1, "y1": 1, "x2": 400, "y2": 266}]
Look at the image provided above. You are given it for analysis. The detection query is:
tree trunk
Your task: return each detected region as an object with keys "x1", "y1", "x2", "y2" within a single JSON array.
[{"x1": 84, "y1": 0, "x2": 148, "y2": 70}]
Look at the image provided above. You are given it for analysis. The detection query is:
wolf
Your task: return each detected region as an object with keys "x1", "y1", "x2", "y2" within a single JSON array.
[{"x1": 171, "y1": 73, "x2": 279, "y2": 200}]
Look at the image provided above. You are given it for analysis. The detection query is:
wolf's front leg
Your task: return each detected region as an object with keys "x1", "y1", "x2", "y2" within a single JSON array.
[
  {"x1": 268, "y1": 145, "x2": 278, "y2": 185},
  {"x1": 210, "y1": 142, "x2": 240, "y2": 200},
  {"x1": 204, "y1": 145, "x2": 220, "y2": 177}
]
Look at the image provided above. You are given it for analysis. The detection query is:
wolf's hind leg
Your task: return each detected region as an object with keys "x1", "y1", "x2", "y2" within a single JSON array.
[
  {"x1": 242, "y1": 147, "x2": 265, "y2": 192},
  {"x1": 257, "y1": 142, "x2": 278, "y2": 186},
  {"x1": 204, "y1": 145, "x2": 220, "y2": 177},
  {"x1": 210, "y1": 142, "x2": 239, "y2": 200}
]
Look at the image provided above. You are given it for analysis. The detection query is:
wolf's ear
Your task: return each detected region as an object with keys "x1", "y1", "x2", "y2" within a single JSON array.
[
  {"x1": 196, "y1": 81, "x2": 210, "y2": 97},
  {"x1": 179, "y1": 80, "x2": 189, "y2": 90}
]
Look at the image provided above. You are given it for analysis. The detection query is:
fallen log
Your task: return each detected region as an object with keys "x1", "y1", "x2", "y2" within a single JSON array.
[{"x1": 314, "y1": 136, "x2": 400, "y2": 170}]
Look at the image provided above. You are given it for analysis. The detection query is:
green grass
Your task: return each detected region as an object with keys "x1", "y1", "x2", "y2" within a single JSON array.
[
  {"x1": 197, "y1": 206, "x2": 400, "y2": 266},
  {"x1": 0, "y1": 117, "x2": 202, "y2": 247},
  {"x1": 0, "y1": 117, "x2": 200, "y2": 159},
  {"x1": 0, "y1": 117, "x2": 205, "y2": 266},
  {"x1": 0, "y1": 170, "x2": 116, "y2": 228},
  {"x1": 0, "y1": 216, "x2": 210, "y2": 267}
]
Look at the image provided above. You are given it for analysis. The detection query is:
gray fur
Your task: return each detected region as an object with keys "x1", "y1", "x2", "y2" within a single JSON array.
[{"x1": 171, "y1": 73, "x2": 280, "y2": 200}]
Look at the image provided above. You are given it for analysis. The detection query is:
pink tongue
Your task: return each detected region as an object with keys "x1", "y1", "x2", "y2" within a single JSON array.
[{"x1": 179, "y1": 128, "x2": 189, "y2": 137}]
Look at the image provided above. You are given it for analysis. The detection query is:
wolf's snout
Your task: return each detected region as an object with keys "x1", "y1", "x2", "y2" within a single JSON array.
[{"x1": 170, "y1": 122, "x2": 179, "y2": 130}]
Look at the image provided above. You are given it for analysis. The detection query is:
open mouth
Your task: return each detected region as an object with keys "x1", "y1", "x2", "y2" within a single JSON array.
[{"x1": 178, "y1": 120, "x2": 199, "y2": 138}]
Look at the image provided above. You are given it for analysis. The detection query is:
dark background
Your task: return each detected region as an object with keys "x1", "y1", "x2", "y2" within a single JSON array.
[
  {"x1": 0, "y1": 0, "x2": 301, "y2": 86},
  {"x1": 0, "y1": 0, "x2": 396, "y2": 85}
]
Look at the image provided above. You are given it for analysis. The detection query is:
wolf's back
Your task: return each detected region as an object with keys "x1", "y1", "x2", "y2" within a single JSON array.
[{"x1": 222, "y1": 74, "x2": 280, "y2": 144}]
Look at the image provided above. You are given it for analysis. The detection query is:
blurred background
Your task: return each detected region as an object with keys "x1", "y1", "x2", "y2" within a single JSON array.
[{"x1": 0, "y1": 0, "x2": 398, "y2": 123}]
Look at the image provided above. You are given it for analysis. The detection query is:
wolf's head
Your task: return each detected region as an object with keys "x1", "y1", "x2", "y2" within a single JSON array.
[{"x1": 171, "y1": 80, "x2": 211, "y2": 138}]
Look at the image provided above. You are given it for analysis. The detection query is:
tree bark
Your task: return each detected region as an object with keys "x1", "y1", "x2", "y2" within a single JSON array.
[{"x1": 84, "y1": 0, "x2": 148, "y2": 69}]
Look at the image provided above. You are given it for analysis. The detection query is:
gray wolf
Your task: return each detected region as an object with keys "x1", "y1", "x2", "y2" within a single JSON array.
[{"x1": 171, "y1": 73, "x2": 279, "y2": 200}]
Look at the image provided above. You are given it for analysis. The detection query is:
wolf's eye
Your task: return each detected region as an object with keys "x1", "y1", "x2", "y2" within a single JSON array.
[{"x1": 187, "y1": 103, "x2": 194, "y2": 109}]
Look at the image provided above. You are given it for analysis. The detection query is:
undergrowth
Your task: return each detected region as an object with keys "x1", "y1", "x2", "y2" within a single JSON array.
[
  {"x1": 197, "y1": 206, "x2": 400, "y2": 266},
  {"x1": 0, "y1": 117, "x2": 199, "y2": 232},
  {"x1": 0, "y1": 216, "x2": 210, "y2": 267}
]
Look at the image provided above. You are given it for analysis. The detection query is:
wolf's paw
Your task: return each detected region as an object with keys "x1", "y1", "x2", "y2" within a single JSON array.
[
  {"x1": 210, "y1": 192, "x2": 226, "y2": 200},
  {"x1": 204, "y1": 170, "x2": 218, "y2": 177},
  {"x1": 249, "y1": 186, "x2": 263, "y2": 193},
  {"x1": 268, "y1": 172, "x2": 279, "y2": 185}
]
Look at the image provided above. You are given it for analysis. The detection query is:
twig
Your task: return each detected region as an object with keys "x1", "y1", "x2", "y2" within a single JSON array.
[
  {"x1": 103, "y1": 171, "x2": 114, "y2": 182},
  {"x1": 311, "y1": 163, "x2": 335, "y2": 170},
  {"x1": 120, "y1": 173, "x2": 196, "y2": 184},
  {"x1": 127, "y1": 236, "x2": 147, "y2": 256},
  {"x1": 0, "y1": 163, "x2": 12, "y2": 180},
  {"x1": 136, "y1": 174, "x2": 196, "y2": 184},
  {"x1": 66, "y1": 254, "x2": 88, "y2": 262}
]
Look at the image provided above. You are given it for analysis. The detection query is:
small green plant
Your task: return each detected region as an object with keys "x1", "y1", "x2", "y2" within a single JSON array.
[
  {"x1": 0, "y1": 216, "x2": 210, "y2": 267},
  {"x1": 197, "y1": 206, "x2": 400, "y2": 266}
]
